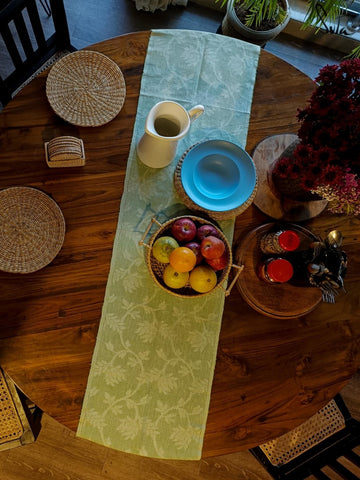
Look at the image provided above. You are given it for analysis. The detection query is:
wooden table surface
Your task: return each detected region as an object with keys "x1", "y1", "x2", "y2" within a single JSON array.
[{"x1": 0, "y1": 31, "x2": 359, "y2": 458}]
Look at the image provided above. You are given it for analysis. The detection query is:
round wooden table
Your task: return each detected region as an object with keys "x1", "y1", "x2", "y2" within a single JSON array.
[{"x1": 0, "y1": 31, "x2": 359, "y2": 458}]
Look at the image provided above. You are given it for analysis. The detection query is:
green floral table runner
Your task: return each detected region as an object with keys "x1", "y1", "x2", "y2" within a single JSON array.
[{"x1": 77, "y1": 29, "x2": 260, "y2": 460}]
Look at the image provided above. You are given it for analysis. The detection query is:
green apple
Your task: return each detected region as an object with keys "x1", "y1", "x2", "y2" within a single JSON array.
[{"x1": 152, "y1": 236, "x2": 179, "y2": 263}]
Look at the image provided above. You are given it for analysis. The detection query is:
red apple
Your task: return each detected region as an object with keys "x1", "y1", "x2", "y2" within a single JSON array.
[
  {"x1": 197, "y1": 224, "x2": 219, "y2": 241},
  {"x1": 184, "y1": 241, "x2": 203, "y2": 265},
  {"x1": 171, "y1": 217, "x2": 197, "y2": 242},
  {"x1": 200, "y1": 236, "x2": 225, "y2": 260},
  {"x1": 205, "y1": 251, "x2": 228, "y2": 271}
]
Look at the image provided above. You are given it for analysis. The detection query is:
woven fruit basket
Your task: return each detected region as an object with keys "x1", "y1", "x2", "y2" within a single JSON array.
[{"x1": 139, "y1": 215, "x2": 243, "y2": 298}]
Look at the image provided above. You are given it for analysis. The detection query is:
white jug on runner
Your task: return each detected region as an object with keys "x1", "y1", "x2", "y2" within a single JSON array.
[{"x1": 136, "y1": 101, "x2": 204, "y2": 168}]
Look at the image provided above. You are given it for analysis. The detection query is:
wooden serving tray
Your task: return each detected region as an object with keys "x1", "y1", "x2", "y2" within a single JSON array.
[
  {"x1": 235, "y1": 223, "x2": 322, "y2": 319},
  {"x1": 252, "y1": 133, "x2": 327, "y2": 221}
]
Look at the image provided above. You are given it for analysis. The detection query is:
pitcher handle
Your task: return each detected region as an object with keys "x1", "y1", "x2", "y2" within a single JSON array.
[{"x1": 188, "y1": 105, "x2": 204, "y2": 123}]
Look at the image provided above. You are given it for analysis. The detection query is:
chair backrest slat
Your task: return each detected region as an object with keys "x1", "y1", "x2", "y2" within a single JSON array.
[
  {"x1": 310, "y1": 468, "x2": 332, "y2": 480},
  {"x1": 13, "y1": 11, "x2": 34, "y2": 58},
  {"x1": 344, "y1": 450, "x2": 360, "y2": 468},
  {"x1": 49, "y1": 0, "x2": 71, "y2": 50},
  {"x1": 26, "y1": 0, "x2": 46, "y2": 49},
  {"x1": 1, "y1": 21, "x2": 23, "y2": 67},
  {"x1": 328, "y1": 459, "x2": 360, "y2": 480}
]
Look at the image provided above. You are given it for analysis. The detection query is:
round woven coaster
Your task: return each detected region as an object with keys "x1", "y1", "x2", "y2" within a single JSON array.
[
  {"x1": 174, "y1": 144, "x2": 258, "y2": 221},
  {"x1": 46, "y1": 50, "x2": 126, "y2": 127},
  {"x1": 0, "y1": 187, "x2": 65, "y2": 274}
]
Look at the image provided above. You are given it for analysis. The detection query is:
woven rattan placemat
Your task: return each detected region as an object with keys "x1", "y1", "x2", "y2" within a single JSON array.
[
  {"x1": 0, "y1": 187, "x2": 65, "y2": 273},
  {"x1": 46, "y1": 50, "x2": 126, "y2": 127},
  {"x1": 174, "y1": 144, "x2": 258, "y2": 221}
]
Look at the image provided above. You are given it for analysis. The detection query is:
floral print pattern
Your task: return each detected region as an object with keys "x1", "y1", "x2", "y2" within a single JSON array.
[{"x1": 77, "y1": 29, "x2": 260, "y2": 460}]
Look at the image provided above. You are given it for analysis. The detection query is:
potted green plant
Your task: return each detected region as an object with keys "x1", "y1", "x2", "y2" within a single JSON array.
[
  {"x1": 302, "y1": 0, "x2": 360, "y2": 58},
  {"x1": 219, "y1": 0, "x2": 291, "y2": 45},
  {"x1": 219, "y1": 0, "x2": 360, "y2": 56},
  {"x1": 302, "y1": 0, "x2": 347, "y2": 33}
]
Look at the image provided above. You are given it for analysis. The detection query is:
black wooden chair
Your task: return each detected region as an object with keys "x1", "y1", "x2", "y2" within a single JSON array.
[
  {"x1": 250, "y1": 395, "x2": 360, "y2": 480},
  {"x1": 0, "y1": 0, "x2": 75, "y2": 107}
]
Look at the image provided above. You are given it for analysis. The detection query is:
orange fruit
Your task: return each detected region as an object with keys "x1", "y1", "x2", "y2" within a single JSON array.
[
  {"x1": 169, "y1": 247, "x2": 197, "y2": 273},
  {"x1": 189, "y1": 265, "x2": 217, "y2": 293},
  {"x1": 163, "y1": 265, "x2": 189, "y2": 289}
]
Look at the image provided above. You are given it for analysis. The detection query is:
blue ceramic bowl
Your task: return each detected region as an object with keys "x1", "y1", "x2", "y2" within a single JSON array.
[{"x1": 181, "y1": 140, "x2": 257, "y2": 212}]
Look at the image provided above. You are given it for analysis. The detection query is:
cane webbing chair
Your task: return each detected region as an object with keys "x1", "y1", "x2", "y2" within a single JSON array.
[
  {"x1": 0, "y1": 0, "x2": 75, "y2": 107},
  {"x1": 0, "y1": 367, "x2": 42, "y2": 451},
  {"x1": 250, "y1": 394, "x2": 360, "y2": 480}
]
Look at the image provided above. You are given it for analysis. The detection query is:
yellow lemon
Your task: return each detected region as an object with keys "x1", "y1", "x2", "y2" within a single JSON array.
[
  {"x1": 163, "y1": 265, "x2": 189, "y2": 289},
  {"x1": 189, "y1": 265, "x2": 217, "y2": 293}
]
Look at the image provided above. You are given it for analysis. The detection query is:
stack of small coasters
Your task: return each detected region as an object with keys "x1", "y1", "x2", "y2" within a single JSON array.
[{"x1": 45, "y1": 136, "x2": 85, "y2": 167}]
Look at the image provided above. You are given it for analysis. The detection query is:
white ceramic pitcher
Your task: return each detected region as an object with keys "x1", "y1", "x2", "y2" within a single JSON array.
[{"x1": 136, "y1": 101, "x2": 204, "y2": 168}]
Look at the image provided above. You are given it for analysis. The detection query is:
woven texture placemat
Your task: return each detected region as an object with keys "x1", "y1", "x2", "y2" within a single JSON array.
[
  {"x1": 0, "y1": 187, "x2": 65, "y2": 273},
  {"x1": 46, "y1": 50, "x2": 126, "y2": 127},
  {"x1": 259, "y1": 399, "x2": 346, "y2": 466},
  {"x1": 77, "y1": 29, "x2": 260, "y2": 460}
]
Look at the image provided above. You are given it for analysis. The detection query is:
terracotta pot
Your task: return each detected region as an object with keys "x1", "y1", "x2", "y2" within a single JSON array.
[{"x1": 270, "y1": 140, "x2": 322, "y2": 202}]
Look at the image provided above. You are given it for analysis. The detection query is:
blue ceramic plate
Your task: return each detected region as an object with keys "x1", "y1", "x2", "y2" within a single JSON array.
[{"x1": 181, "y1": 140, "x2": 257, "y2": 212}]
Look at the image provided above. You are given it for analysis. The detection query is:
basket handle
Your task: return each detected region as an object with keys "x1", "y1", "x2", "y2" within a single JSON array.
[
  {"x1": 220, "y1": 263, "x2": 244, "y2": 297},
  {"x1": 139, "y1": 217, "x2": 163, "y2": 249}
]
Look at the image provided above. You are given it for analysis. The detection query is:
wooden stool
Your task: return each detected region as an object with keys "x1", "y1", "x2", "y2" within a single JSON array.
[{"x1": 0, "y1": 367, "x2": 41, "y2": 451}]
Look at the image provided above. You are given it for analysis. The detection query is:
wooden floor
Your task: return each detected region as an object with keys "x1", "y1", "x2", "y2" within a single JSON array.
[
  {"x1": 0, "y1": 371, "x2": 358, "y2": 480},
  {"x1": 0, "y1": 1, "x2": 355, "y2": 478}
]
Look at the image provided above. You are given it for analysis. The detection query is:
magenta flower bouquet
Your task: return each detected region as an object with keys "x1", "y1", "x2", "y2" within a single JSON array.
[{"x1": 273, "y1": 58, "x2": 360, "y2": 215}]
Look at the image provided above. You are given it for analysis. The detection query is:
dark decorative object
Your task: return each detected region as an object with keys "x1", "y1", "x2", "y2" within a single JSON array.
[{"x1": 289, "y1": 229, "x2": 347, "y2": 303}]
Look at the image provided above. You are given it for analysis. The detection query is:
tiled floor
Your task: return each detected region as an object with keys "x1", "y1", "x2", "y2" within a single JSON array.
[
  {"x1": 0, "y1": 0, "x2": 344, "y2": 103},
  {"x1": 63, "y1": 0, "x2": 343, "y2": 79}
]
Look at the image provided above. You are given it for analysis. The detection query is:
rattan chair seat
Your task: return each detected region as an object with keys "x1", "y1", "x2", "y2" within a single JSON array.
[
  {"x1": 0, "y1": 367, "x2": 40, "y2": 451},
  {"x1": 0, "y1": 370, "x2": 24, "y2": 443},
  {"x1": 259, "y1": 399, "x2": 346, "y2": 466}
]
